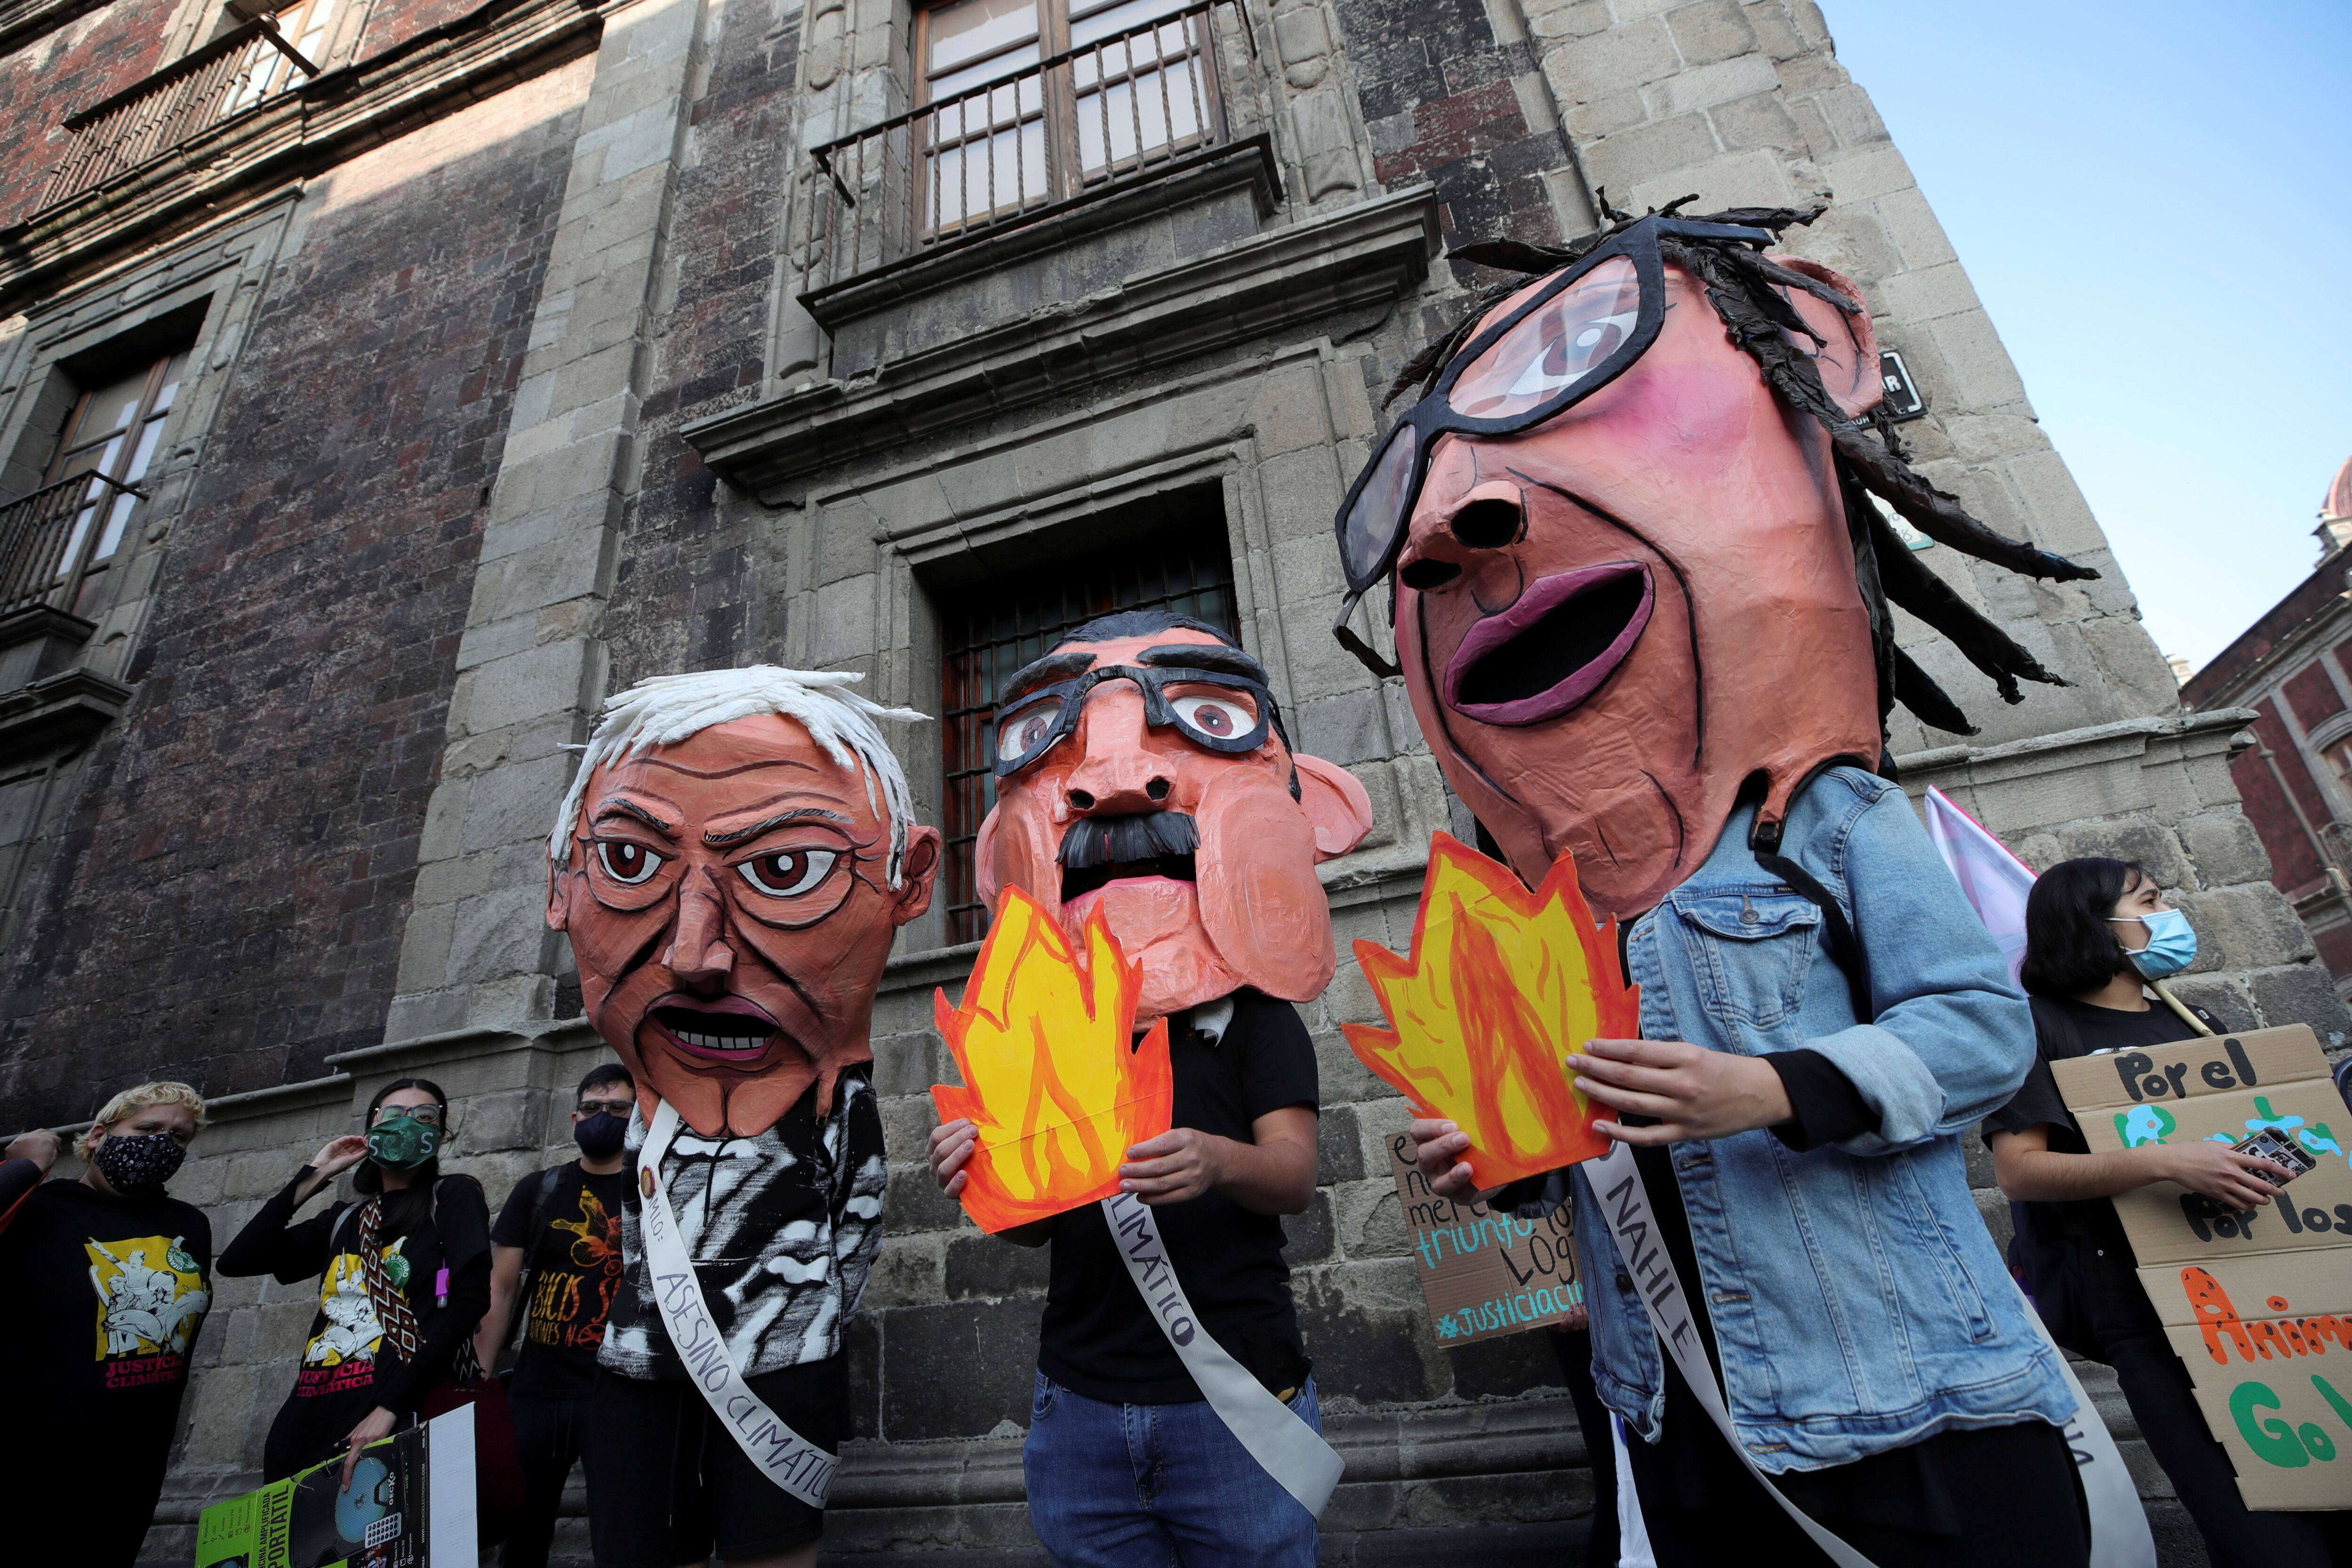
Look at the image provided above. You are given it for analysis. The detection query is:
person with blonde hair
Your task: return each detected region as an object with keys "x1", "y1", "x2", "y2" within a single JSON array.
[{"x1": 0, "y1": 1081, "x2": 215, "y2": 1567}]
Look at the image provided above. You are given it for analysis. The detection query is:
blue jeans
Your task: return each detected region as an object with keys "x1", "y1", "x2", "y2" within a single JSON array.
[{"x1": 1022, "y1": 1370, "x2": 1321, "y2": 1567}]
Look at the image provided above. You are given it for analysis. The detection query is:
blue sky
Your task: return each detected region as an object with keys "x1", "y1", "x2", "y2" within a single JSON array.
[{"x1": 1828, "y1": 0, "x2": 2352, "y2": 672}]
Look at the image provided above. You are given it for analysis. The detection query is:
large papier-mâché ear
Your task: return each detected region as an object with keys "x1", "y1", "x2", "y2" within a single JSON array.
[
  {"x1": 1292, "y1": 754, "x2": 1375, "y2": 861},
  {"x1": 1778, "y1": 257, "x2": 1880, "y2": 421}
]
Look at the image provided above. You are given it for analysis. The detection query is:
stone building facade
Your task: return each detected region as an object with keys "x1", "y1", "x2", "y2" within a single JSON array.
[
  {"x1": 0, "y1": 0, "x2": 2336, "y2": 1558},
  {"x1": 2180, "y1": 455, "x2": 2352, "y2": 1000}
]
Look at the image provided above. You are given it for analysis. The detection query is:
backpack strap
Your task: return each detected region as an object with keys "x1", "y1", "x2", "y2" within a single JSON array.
[
  {"x1": 509, "y1": 1164, "x2": 566, "y2": 1351},
  {"x1": 1748, "y1": 764, "x2": 1876, "y2": 1024}
]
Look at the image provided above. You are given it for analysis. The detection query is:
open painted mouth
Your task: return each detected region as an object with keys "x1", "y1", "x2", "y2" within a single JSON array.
[
  {"x1": 1061, "y1": 854, "x2": 1197, "y2": 903},
  {"x1": 1443, "y1": 563, "x2": 1654, "y2": 726},
  {"x1": 650, "y1": 995, "x2": 782, "y2": 1062},
  {"x1": 1058, "y1": 812, "x2": 1200, "y2": 903}
]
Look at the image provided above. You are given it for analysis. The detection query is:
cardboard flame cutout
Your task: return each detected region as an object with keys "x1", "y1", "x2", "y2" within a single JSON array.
[
  {"x1": 1344, "y1": 834, "x2": 1637, "y2": 1185},
  {"x1": 931, "y1": 886, "x2": 1175, "y2": 1233}
]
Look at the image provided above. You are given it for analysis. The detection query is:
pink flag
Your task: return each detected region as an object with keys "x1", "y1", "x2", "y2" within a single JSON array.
[{"x1": 1922, "y1": 786, "x2": 2036, "y2": 991}]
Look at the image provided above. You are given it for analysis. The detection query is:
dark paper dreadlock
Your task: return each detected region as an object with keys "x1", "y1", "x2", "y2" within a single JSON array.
[{"x1": 1388, "y1": 195, "x2": 2098, "y2": 739}]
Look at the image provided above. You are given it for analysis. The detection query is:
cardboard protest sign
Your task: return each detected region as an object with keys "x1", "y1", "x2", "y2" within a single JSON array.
[
  {"x1": 195, "y1": 1406, "x2": 476, "y2": 1566},
  {"x1": 2054, "y1": 1024, "x2": 2352, "y2": 1508},
  {"x1": 2052, "y1": 1027, "x2": 2352, "y2": 1265},
  {"x1": 932, "y1": 886, "x2": 1175, "y2": 1234},
  {"x1": 1344, "y1": 834, "x2": 1635, "y2": 1188},
  {"x1": 1387, "y1": 1132, "x2": 1581, "y2": 1345}
]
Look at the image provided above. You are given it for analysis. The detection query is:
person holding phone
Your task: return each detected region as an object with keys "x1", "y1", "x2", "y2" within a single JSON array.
[
  {"x1": 1986, "y1": 857, "x2": 2352, "y2": 1567},
  {"x1": 218, "y1": 1077, "x2": 492, "y2": 1487}
]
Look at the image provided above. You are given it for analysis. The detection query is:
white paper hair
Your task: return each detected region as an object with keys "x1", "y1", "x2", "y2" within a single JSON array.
[{"x1": 548, "y1": 666, "x2": 929, "y2": 886}]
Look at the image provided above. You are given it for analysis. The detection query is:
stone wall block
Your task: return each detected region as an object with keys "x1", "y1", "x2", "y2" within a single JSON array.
[
  {"x1": 2045, "y1": 818, "x2": 2191, "y2": 888},
  {"x1": 1626, "y1": 146, "x2": 1792, "y2": 218},
  {"x1": 1542, "y1": 18, "x2": 1676, "y2": 106},
  {"x1": 1708, "y1": 89, "x2": 1802, "y2": 153},
  {"x1": 455, "y1": 1088, "x2": 544, "y2": 1153},
  {"x1": 862, "y1": 1231, "x2": 946, "y2": 1307},
  {"x1": 2178, "y1": 811, "x2": 2275, "y2": 893},
  {"x1": 1332, "y1": 1175, "x2": 1412, "y2": 1259},
  {"x1": 2249, "y1": 964, "x2": 2352, "y2": 1039},
  {"x1": 2178, "y1": 883, "x2": 2318, "y2": 972},
  {"x1": 1641, "y1": 51, "x2": 1776, "y2": 118},
  {"x1": 459, "y1": 752, "x2": 580, "y2": 856},
  {"x1": 447, "y1": 884, "x2": 559, "y2": 985},
  {"x1": 1664, "y1": 0, "x2": 1755, "y2": 63},
  {"x1": 2080, "y1": 616, "x2": 2188, "y2": 727},
  {"x1": 1924, "y1": 309, "x2": 2032, "y2": 413},
  {"x1": 1813, "y1": 81, "x2": 1887, "y2": 149},
  {"x1": 1288, "y1": 90, "x2": 1363, "y2": 200}
]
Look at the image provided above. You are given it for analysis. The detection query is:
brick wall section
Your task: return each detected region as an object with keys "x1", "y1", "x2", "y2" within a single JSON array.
[
  {"x1": 0, "y1": 77, "x2": 586, "y2": 1130},
  {"x1": 1339, "y1": 0, "x2": 1567, "y2": 252},
  {"x1": 0, "y1": 0, "x2": 172, "y2": 225}
]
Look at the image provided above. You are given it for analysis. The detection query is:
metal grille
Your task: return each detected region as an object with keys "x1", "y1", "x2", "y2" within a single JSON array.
[
  {"x1": 801, "y1": 0, "x2": 1259, "y2": 297},
  {"x1": 0, "y1": 472, "x2": 146, "y2": 619},
  {"x1": 39, "y1": 17, "x2": 318, "y2": 213},
  {"x1": 938, "y1": 531, "x2": 1237, "y2": 942}
]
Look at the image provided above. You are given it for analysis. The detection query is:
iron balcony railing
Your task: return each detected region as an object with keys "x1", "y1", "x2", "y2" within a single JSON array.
[
  {"x1": 0, "y1": 471, "x2": 145, "y2": 619},
  {"x1": 39, "y1": 17, "x2": 318, "y2": 212},
  {"x1": 799, "y1": 0, "x2": 1264, "y2": 297}
]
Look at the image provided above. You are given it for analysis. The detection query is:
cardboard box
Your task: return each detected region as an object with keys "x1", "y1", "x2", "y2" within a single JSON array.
[
  {"x1": 1386, "y1": 1131, "x2": 1581, "y2": 1346},
  {"x1": 2052, "y1": 1024, "x2": 2352, "y2": 1509}
]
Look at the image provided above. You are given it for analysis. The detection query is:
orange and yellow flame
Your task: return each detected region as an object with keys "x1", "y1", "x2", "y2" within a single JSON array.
[
  {"x1": 1345, "y1": 833, "x2": 1639, "y2": 1186},
  {"x1": 931, "y1": 886, "x2": 1175, "y2": 1233}
]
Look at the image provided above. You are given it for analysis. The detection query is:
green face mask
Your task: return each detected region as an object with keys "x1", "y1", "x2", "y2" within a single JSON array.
[{"x1": 366, "y1": 1112, "x2": 443, "y2": 1171}]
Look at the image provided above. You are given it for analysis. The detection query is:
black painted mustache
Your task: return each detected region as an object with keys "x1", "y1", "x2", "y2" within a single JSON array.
[{"x1": 1058, "y1": 812, "x2": 1199, "y2": 870}]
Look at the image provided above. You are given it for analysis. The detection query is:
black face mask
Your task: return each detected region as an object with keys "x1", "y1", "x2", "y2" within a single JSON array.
[
  {"x1": 574, "y1": 1111, "x2": 628, "y2": 1160},
  {"x1": 92, "y1": 1132, "x2": 186, "y2": 1195}
]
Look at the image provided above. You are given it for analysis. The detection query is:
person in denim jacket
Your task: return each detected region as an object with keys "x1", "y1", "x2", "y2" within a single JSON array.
[{"x1": 1334, "y1": 203, "x2": 2104, "y2": 1567}]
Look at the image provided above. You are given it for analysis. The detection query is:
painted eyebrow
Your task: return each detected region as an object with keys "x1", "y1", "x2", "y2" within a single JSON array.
[
  {"x1": 1136, "y1": 643, "x2": 1266, "y2": 681},
  {"x1": 999, "y1": 650, "x2": 1097, "y2": 705},
  {"x1": 704, "y1": 807, "x2": 855, "y2": 847},
  {"x1": 594, "y1": 798, "x2": 676, "y2": 838}
]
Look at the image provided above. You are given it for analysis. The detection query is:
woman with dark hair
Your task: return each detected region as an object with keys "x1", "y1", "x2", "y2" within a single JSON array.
[
  {"x1": 1986, "y1": 858, "x2": 2351, "y2": 1566},
  {"x1": 220, "y1": 1077, "x2": 493, "y2": 1484}
]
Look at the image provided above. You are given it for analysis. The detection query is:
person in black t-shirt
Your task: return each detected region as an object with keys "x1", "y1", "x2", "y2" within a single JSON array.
[
  {"x1": 476, "y1": 1063, "x2": 634, "y2": 1568},
  {"x1": 928, "y1": 609, "x2": 1376, "y2": 1566},
  {"x1": 1986, "y1": 857, "x2": 2352, "y2": 1568},
  {"x1": 0, "y1": 1081, "x2": 213, "y2": 1568},
  {"x1": 220, "y1": 1076, "x2": 492, "y2": 1487}
]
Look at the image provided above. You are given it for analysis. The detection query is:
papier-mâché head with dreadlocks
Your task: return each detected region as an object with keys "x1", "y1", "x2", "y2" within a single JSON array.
[{"x1": 1332, "y1": 200, "x2": 2094, "y2": 919}]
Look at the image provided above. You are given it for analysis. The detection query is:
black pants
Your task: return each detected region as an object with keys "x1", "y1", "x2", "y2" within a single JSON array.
[
  {"x1": 1625, "y1": 1343, "x2": 2089, "y2": 1568},
  {"x1": 1548, "y1": 1326, "x2": 1619, "y2": 1568},
  {"x1": 504, "y1": 1389, "x2": 596, "y2": 1568}
]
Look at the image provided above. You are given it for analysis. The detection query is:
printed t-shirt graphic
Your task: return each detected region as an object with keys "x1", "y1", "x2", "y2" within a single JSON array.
[
  {"x1": 85, "y1": 1231, "x2": 212, "y2": 1389},
  {"x1": 602, "y1": 1070, "x2": 885, "y2": 1381},
  {"x1": 493, "y1": 1163, "x2": 628, "y2": 1398},
  {"x1": 295, "y1": 1236, "x2": 405, "y2": 1396}
]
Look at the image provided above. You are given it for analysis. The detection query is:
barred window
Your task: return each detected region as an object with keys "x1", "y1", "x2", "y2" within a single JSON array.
[
  {"x1": 937, "y1": 514, "x2": 1236, "y2": 942},
  {"x1": 916, "y1": 0, "x2": 1217, "y2": 236}
]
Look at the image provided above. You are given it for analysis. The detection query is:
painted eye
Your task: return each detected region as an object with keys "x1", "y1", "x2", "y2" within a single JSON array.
[
  {"x1": 1448, "y1": 255, "x2": 1643, "y2": 421},
  {"x1": 1172, "y1": 694, "x2": 1255, "y2": 741},
  {"x1": 995, "y1": 704, "x2": 1060, "y2": 765},
  {"x1": 596, "y1": 841, "x2": 664, "y2": 886},
  {"x1": 738, "y1": 848, "x2": 839, "y2": 898}
]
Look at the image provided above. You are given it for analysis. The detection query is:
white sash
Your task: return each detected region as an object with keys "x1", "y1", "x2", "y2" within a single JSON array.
[
  {"x1": 1102, "y1": 1191, "x2": 1344, "y2": 1516},
  {"x1": 1586, "y1": 1141, "x2": 2154, "y2": 1568},
  {"x1": 638, "y1": 1098, "x2": 838, "y2": 1509}
]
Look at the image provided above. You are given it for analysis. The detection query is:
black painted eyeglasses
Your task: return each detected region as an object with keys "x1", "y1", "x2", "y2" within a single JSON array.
[
  {"x1": 1329, "y1": 214, "x2": 1776, "y2": 675},
  {"x1": 992, "y1": 665, "x2": 1287, "y2": 778}
]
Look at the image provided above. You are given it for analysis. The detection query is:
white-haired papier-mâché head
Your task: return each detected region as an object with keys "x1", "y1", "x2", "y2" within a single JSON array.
[{"x1": 548, "y1": 665, "x2": 928, "y2": 885}]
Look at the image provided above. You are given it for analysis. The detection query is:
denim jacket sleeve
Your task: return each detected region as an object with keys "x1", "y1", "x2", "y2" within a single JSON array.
[{"x1": 1796, "y1": 778, "x2": 2036, "y2": 1156}]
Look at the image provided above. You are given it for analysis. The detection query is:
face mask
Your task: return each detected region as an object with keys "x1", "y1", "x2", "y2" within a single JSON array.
[
  {"x1": 91, "y1": 1132, "x2": 185, "y2": 1195},
  {"x1": 2113, "y1": 907, "x2": 2197, "y2": 980},
  {"x1": 573, "y1": 1111, "x2": 628, "y2": 1159},
  {"x1": 366, "y1": 1112, "x2": 443, "y2": 1171}
]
